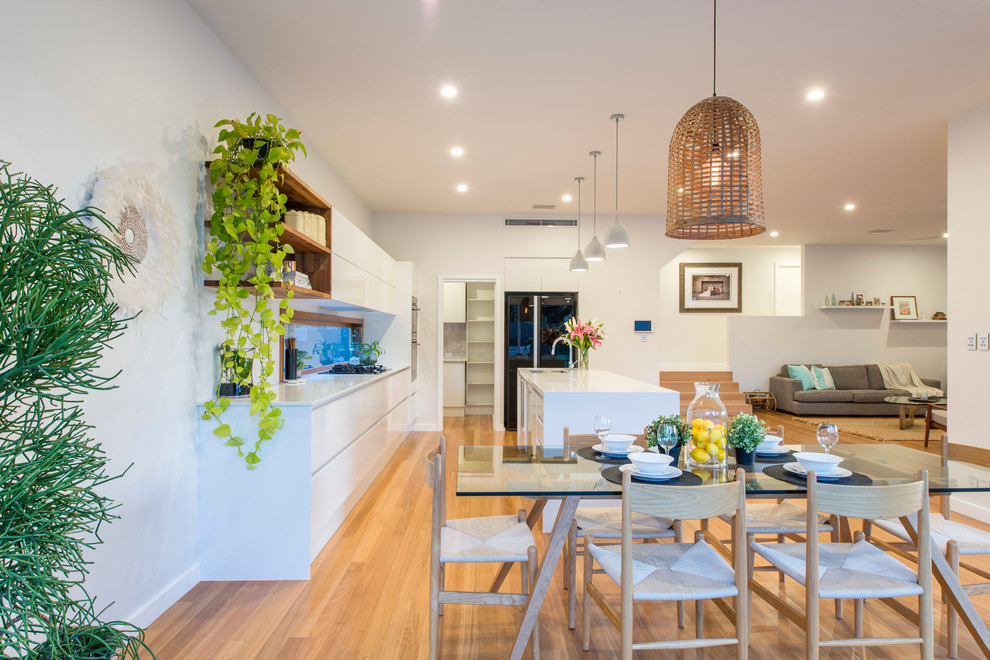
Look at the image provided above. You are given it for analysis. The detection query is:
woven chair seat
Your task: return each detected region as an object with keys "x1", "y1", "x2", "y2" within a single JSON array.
[
  {"x1": 575, "y1": 507, "x2": 675, "y2": 540},
  {"x1": 718, "y1": 501, "x2": 833, "y2": 535},
  {"x1": 440, "y1": 515, "x2": 535, "y2": 563},
  {"x1": 872, "y1": 514, "x2": 990, "y2": 555},
  {"x1": 588, "y1": 541, "x2": 738, "y2": 601},
  {"x1": 751, "y1": 540, "x2": 923, "y2": 599}
]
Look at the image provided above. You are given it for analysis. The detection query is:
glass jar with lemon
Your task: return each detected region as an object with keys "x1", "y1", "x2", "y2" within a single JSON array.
[{"x1": 686, "y1": 382, "x2": 729, "y2": 468}]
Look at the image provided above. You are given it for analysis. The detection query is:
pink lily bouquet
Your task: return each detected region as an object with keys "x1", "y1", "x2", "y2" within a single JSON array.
[{"x1": 551, "y1": 317, "x2": 605, "y2": 369}]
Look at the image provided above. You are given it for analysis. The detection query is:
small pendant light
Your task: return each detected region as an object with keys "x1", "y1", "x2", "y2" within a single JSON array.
[
  {"x1": 568, "y1": 176, "x2": 588, "y2": 272},
  {"x1": 604, "y1": 113, "x2": 631, "y2": 248},
  {"x1": 584, "y1": 150, "x2": 606, "y2": 262}
]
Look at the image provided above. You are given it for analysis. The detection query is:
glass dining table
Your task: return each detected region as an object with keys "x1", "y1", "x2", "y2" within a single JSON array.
[{"x1": 455, "y1": 442, "x2": 990, "y2": 660}]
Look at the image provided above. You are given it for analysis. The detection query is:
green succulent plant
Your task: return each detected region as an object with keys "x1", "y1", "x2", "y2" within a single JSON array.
[
  {"x1": 645, "y1": 414, "x2": 690, "y2": 448},
  {"x1": 727, "y1": 413, "x2": 768, "y2": 452}
]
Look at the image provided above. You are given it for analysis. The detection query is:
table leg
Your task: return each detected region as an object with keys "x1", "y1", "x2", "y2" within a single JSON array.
[
  {"x1": 509, "y1": 495, "x2": 580, "y2": 660},
  {"x1": 490, "y1": 499, "x2": 548, "y2": 592},
  {"x1": 899, "y1": 405, "x2": 913, "y2": 430},
  {"x1": 902, "y1": 513, "x2": 990, "y2": 657}
]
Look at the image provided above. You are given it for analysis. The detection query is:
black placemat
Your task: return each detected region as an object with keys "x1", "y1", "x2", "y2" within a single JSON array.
[
  {"x1": 576, "y1": 444, "x2": 643, "y2": 465},
  {"x1": 754, "y1": 449, "x2": 796, "y2": 464},
  {"x1": 601, "y1": 465, "x2": 704, "y2": 486},
  {"x1": 762, "y1": 463, "x2": 873, "y2": 487}
]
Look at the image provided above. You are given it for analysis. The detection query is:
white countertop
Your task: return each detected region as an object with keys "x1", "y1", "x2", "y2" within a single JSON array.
[
  {"x1": 217, "y1": 364, "x2": 409, "y2": 409},
  {"x1": 518, "y1": 368, "x2": 673, "y2": 395}
]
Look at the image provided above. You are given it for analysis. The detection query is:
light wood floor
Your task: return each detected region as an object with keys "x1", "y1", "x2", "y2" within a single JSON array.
[{"x1": 144, "y1": 412, "x2": 990, "y2": 659}]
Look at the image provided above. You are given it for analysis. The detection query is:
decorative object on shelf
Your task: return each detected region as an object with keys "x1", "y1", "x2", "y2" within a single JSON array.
[
  {"x1": 83, "y1": 163, "x2": 178, "y2": 316},
  {"x1": 839, "y1": 299, "x2": 854, "y2": 306},
  {"x1": 679, "y1": 262, "x2": 742, "y2": 313},
  {"x1": 360, "y1": 340, "x2": 384, "y2": 366},
  {"x1": 604, "y1": 113, "x2": 630, "y2": 248},
  {"x1": 932, "y1": 311, "x2": 947, "y2": 320},
  {"x1": 550, "y1": 316, "x2": 605, "y2": 369},
  {"x1": 0, "y1": 162, "x2": 152, "y2": 658},
  {"x1": 665, "y1": 0, "x2": 764, "y2": 240},
  {"x1": 890, "y1": 295, "x2": 919, "y2": 320},
  {"x1": 645, "y1": 413, "x2": 690, "y2": 464},
  {"x1": 853, "y1": 292, "x2": 865, "y2": 306},
  {"x1": 831, "y1": 293, "x2": 837, "y2": 306},
  {"x1": 686, "y1": 382, "x2": 729, "y2": 468},
  {"x1": 727, "y1": 412, "x2": 768, "y2": 465},
  {"x1": 568, "y1": 176, "x2": 588, "y2": 272},
  {"x1": 284, "y1": 338, "x2": 298, "y2": 381},
  {"x1": 584, "y1": 151, "x2": 606, "y2": 262},
  {"x1": 201, "y1": 112, "x2": 306, "y2": 469}
]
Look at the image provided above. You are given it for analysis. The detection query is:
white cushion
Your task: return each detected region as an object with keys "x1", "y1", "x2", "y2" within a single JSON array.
[
  {"x1": 575, "y1": 506, "x2": 675, "y2": 540},
  {"x1": 441, "y1": 515, "x2": 535, "y2": 563},
  {"x1": 931, "y1": 409, "x2": 948, "y2": 426},
  {"x1": 588, "y1": 541, "x2": 738, "y2": 601},
  {"x1": 872, "y1": 514, "x2": 990, "y2": 555},
  {"x1": 750, "y1": 540, "x2": 923, "y2": 599},
  {"x1": 718, "y1": 501, "x2": 833, "y2": 535}
]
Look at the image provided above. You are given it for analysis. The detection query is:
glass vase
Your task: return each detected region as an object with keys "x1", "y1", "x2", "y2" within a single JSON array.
[
  {"x1": 686, "y1": 382, "x2": 728, "y2": 469},
  {"x1": 578, "y1": 348, "x2": 590, "y2": 370}
]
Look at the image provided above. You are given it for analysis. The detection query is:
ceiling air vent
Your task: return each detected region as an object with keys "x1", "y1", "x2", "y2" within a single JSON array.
[
  {"x1": 868, "y1": 229, "x2": 893, "y2": 233},
  {"x1": 505, "y1": 218, "x2": 577, "y2": 227},
  {"x1": 532, "y1": 204, "x2": 556, "y2": 210}
]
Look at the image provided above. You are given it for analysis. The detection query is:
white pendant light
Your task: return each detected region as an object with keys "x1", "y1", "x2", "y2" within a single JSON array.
[
  {"x1": 584, "y1": 150, "x2": 606, "y2": 262},
  {"x1": 604, "y1": 113, "x2": 631, "y2": 248},
  {"x1": 568, "y1": 176, "x2": 588, "y2": 272}
]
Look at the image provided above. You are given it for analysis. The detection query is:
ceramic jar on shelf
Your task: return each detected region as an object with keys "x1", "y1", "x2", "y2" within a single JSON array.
[{"x1": 686, "y1": 382, "x2": 728, "y2": 469}]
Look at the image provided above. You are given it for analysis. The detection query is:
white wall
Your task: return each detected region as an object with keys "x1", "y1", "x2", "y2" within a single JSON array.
[
  {"x1": 947, "y1": 101, "x2": 990, "y2": 519},
  {"x1": 0, "y1": 0, "x2": 370, "y2": 626},
  {"x1": 727, "y1": 244, "x2": 947, "y2": 391},
  {"x1": 658, "y1": 246, "x2": 802, "y2": 370}
]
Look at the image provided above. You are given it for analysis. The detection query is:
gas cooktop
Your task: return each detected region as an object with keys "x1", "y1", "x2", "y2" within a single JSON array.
[{"x1": 325, "y1": 364, "x2": 387, "y2": 375}]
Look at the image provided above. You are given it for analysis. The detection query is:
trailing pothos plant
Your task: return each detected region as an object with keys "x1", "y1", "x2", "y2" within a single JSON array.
[{"x1": 201, "y1": 113, "x2": 306, "y2": 469}]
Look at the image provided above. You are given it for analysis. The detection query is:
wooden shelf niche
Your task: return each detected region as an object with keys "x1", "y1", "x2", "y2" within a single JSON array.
[{"x1": 204, "y1": 164, "x2": 333, "y2": 300}]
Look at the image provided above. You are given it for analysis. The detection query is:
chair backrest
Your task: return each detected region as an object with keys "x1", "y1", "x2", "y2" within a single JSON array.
[
  {"x1": 562, "y1": 426, "x2": 599, "y2": 447},
  {"x1": 813, "y1": 476, "x2": 927, "y2": 520},
  {"x1": 426, "y1": 437, "x2": 447, "y2": 529},
  {"x1": 622, "y1": 468, "x2": 746, "y2": 522}
]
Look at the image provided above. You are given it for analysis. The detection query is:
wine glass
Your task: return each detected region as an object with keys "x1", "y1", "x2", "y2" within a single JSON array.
[
  {"x1": 817, "y1": 423, "x2": 839, "y2": 454},
  {"x1": 594, "y1": 415, "x2": 612, "y2": 448},
  {"x1": 658, "y1": 424, "x2": 678, "y2": 456}
]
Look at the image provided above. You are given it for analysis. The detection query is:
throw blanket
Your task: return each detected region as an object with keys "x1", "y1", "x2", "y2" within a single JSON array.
[{"x1": 877, "y1": 361, "x2": 943, "y2": 398}]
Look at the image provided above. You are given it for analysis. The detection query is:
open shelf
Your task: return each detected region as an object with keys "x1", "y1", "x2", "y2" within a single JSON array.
[
  {"x1": 890, "y1": 319, "x2": 947, "y2": 324},
  {"x1": 204, "y1": 280, "x2": 334, "y2": 301},
  {"x1": 819, "y1": 306, "x2": 886, "y2": 311}
]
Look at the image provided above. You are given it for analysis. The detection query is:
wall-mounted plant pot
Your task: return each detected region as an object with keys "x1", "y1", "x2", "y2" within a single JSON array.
[{"x1": 239, "y1": 138, "x2": 283, "y2": 169}]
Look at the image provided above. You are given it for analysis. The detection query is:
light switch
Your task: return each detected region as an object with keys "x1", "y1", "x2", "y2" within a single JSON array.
[
  {"x1": 980, "y1": 333, "x2": 990, "y2": 351},
  {"x1": 641, "y1": 333, "x2": 648, "y2": 342},
  {"x1": 968, "y1": 333, "x2": 978, "y2": 351}
]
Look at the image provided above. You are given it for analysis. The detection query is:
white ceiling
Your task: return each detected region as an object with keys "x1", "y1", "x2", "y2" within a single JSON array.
[{"x1": 187, "y1": 0, "x2": 990, "y2": 246}]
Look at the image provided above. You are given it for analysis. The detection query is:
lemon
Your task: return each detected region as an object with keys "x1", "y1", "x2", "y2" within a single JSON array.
[
  {"x1": 703, "y1": 419, "x2": 715, "y2": 431},
  {"x1": 690, "y1": 447, "x2": 711, "y2": 463},
  {"x1": 697, "y1": 430, "x2": 710, "y2": 444},
  {"x1": 717, "y1": 448, "x2": 726, "y2": 460}
]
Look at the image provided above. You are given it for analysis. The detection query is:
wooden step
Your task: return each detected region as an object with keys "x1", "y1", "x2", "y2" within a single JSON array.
[
  {"x1": 659, "y1": 370, "x2": 734, "y2": 382},
  {"x1": 679, "y1": 402, "x2": 753, "y2": 416},
  {"x1": 660, "y1": 381, "x2": 741, "y2": 394}
]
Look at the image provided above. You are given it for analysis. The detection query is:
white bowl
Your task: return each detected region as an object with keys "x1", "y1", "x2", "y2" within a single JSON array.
[
  {"x1": 628, "y1": 451, "x2": 675, "y2": 475},
  {"x1": 757, "y1": 435, "x2": 783, "y2": 452},
  {"x1": 793, "y1": 452, "x2": 844, "y2": 475},
  {"x1": 603, "y1": 434, "x2": 636, "y2": 452}
]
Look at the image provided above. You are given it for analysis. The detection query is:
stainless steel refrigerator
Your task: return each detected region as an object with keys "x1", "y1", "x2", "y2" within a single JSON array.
[{"x1": 504, "y1": 292, "x2": 578, "y2": 430}]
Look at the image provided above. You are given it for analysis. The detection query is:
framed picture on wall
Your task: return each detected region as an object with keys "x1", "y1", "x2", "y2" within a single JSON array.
[
  {"x1": 679, "y1": 263, "x2": 742, "y2": 313},
  {"x1": 890, "y1": 295, "x2": 919, "y2": 320}
]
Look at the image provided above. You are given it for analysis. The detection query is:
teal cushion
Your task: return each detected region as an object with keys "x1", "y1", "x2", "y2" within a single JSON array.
[
  {"x1": 810, "y1": 366, "x2": 835, "y2": 390},
  {"x1": 787, "y1": 364, "x2": 815, "y2": 390}
]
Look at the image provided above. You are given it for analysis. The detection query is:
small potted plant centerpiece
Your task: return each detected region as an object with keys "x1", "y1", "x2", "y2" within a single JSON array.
[
  {"x1": 360, "y1": 340, "x2": 384, "y2": 366},
  {"x1": 727, "y1": 412, "x2": 768, "y2": 465},
  {"x1": 645, "y1": 413, "x2": 690, "y2": 464}
]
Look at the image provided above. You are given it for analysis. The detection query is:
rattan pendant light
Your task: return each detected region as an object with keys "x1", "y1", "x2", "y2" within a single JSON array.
[
  {"x1": 665, "y1": 0, "x2": 765, "y2": 240},
  {"x1": 584, "y1": 151, "x2": 606, "y2": 261},
  {"x1": 569, "y1": 177, "x2": 589, "y2": 272},
  {"x1": 604, "y1": 113, "x2": 631, "y2": 248}
]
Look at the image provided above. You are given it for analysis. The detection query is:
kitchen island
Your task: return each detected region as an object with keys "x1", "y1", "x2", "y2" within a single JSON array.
[{"x1": 516, "y1": 368, "x2": 680, "y2": 447}]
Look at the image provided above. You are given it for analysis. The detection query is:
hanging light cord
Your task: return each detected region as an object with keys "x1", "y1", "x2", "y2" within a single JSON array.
[
  {"x1": 712, "y1": 0, "x2": 717, "y2": 97},
  {"x1": 592, "y1": 153, "x2": 598, "y2": 233},
  {"x1": 614, "y1": 117, "x2": 620, "y2": 215},
  {"x1": 576, "y1": 179, "x2": 582, "y2": 243}
]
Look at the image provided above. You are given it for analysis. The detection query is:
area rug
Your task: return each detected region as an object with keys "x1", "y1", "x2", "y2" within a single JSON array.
[{"x1": 792, "y1": 416, "x2": 926, "y2": 442}]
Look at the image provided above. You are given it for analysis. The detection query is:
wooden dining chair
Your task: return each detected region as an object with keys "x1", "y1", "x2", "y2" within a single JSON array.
[
  {"x1": 864, "y1": 432, "x2": 990, "y2": 657},
  {"x1": 561, "y1": 427, "x2": 682, "y2": 630},
  {"x1": 924, "y1": 405, "x2": 948, "y2": 447},
  {"x1": 426, "y1": 437, "x2": 540, "y2": 660},
  {"x1": 716, "y1": 426, "x2": 843, "y2": 617},
  {"x1": 749, "y1": 471, "x2": 933, "y2": 659},
  {"x1": 583, "y1": 468, "x2": 749, "y2": 659}
]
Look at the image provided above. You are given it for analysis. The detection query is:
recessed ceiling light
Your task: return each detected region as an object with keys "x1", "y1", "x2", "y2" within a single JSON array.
[
  {"x1": 441, "y1": 85, "x2": 458, "y2": 98},
  {"x1": 807, "y1": 88, "x2": 826, "y2": 101},
  {"x1": 943, "y1": 232, "x2": 950, "y2": 238},
  {"x1": 456, "y1": 184, "x2": 468, "y2": 192},
  {"x1": 844, "y1": 203, "x2": 856, "y2": 211},
  {"x1": 769, "y1": 231, "x2": 779, "y2": 237},
  {"x1": 450, "y1": 146, "x2": 464, "y2": 157},
  {"x1": 562, "y1": 194, "x2": 572, "y2": 202}
]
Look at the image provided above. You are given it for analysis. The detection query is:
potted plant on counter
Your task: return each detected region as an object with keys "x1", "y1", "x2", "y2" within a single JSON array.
[
  {"x1": 201, "y1": 112, "x2": 306, "y2": 469},
  {"x1": 727, "y1": 412, "x2": 767, "y2": 465},
  {"x1": 360, "y1": 340, "x2": 384, "y2": 366},
  {"x1": 645, "y1": 414, "x2": 689, "y2": 464}
]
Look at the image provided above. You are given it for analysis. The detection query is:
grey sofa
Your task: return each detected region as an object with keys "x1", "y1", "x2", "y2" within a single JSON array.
[{"x1": 768, "y1": 364, "x2": 942, "y2": 416}]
